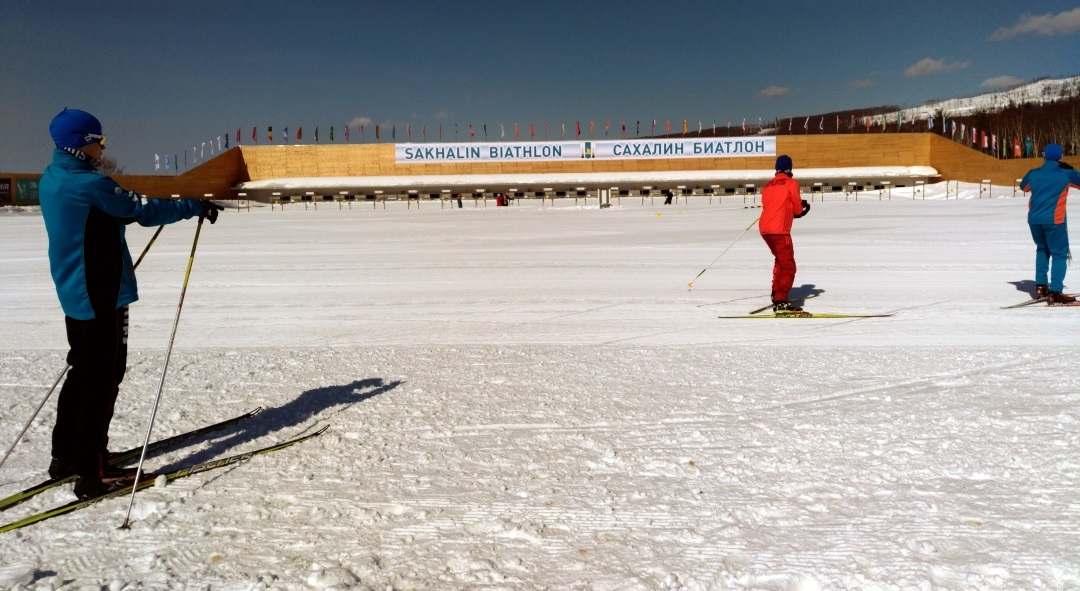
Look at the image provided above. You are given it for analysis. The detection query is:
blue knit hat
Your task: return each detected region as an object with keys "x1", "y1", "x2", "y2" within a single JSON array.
[
  {"x1": 1043, "y1": 143, "x2": 1063, "y2": 161},
  {"x1": 775, "y1": 154, "x2": 793, "y2": 172},
  {"x1": 49, "y1": 108, "x2": 102, "y2": 150}
]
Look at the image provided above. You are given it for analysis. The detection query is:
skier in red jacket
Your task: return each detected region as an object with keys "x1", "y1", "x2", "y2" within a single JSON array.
[{"x1": 760, "y1": 155, "x2": 810, "y2": 312}]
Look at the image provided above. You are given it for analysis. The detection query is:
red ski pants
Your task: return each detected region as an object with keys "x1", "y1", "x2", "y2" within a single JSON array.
[{"x1": 762, "y1": 234, "x2": 797, "y2": 301}]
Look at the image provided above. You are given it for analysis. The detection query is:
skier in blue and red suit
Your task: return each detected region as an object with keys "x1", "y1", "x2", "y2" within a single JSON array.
[
  {"x1": 40, "y1": 108, "x2": 222, "y2": 499},
  {"x1": 1020, "y1": 142, "x2": 1080, "y2": 305},
  {"x1": 760, "y1": 154, "x2": 810, "y2": 312}
]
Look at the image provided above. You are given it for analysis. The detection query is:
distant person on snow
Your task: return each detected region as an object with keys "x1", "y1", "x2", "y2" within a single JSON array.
[
  {"x1": 1020, "y1": 143, "x2": 1080, "y2": 305},
  {"x1": 760, "y1": 154, "x2": 810, "y2": 312},
  {"x1": 39, "y1": 108, "x2": 223, "y2": 499}
]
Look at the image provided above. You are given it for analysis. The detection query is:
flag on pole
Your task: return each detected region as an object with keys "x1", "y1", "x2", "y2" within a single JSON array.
[
  {"x1": 818, "y1": 117, "x2": 824, "y2": 131},
  {"x1": 165, "y1": 154, "x2": 169, "y2": 171},
  {"x1": 637, "y1": 120, "x2": 641, "y2": 135},
  {"x1": 576, "y1": 121, "x2": 581, "y2": 137},
  {"x1": 330, "y1": 126, "x2": 334, "y2": 141},
  {"x1": 297, "y1": 127, "x2": 302, "y2": 141},
  {"x1": 236, "y1": 128, "x2": 241, "y2": 145},
  {"x1": 392, "y1": 126, "x2": 396, "y2": 140},
  {"x1": 484, "y1": 123, "x2": 488, "y2": 137},
  {"x1": 590, "y1": 121, "x2": 595, "y2": 136},
  {"x1": 155, "y1": 154, "x2": 160, "y2": 171},
  {"x1": 543, "y1": 122, "x2": 548, "y2": 137},
  {"x1": 439, "y1": 123, "x2": 442, "y2": 140},
  {"x1": 501, "y1": 123, "x2": 505, "y2": 138},
  {"x1": 515, "y1": 122, "x2": 520, "y2": 138},
  {"x1": 561, "y1": 123, "x2": 566, "y2": 138},
  {"x1": 376, "y1": 125, "x2": 380, "y2": 140},
  {"x1": 469, "y1": 123, "x2": 474, "y2": 137},
  {"x1": 422, "y1": 125, "x2": 426, "y2": 141},
  {"x1": 200, "y1": 142, "x2": 205, "y2": 158},
  {"x1": 408, "y1": 124, "x2": 412, "y2": 139},
  {"x1": 788, "y1": 118, "x2": 793, "y2": 132},
  {"x1": 315, "y1": 126, "x2": 319, "y2": 143},
  {"x1": 283, "y1": 127, "x2": 288, "y2": 142},
  {"x1": 651, "y1": 119, "x2": 656, "y2": 135},
  {"x1": 622, "y1": 120, "x2": 626, "y2": 136},
  {"x1": 268, "y1": 126, "x2": 273, "y2": 142},
  {"x1": 682, "y1": 120, "x2": 687, "y2": 134},
  {"x1": 345, "y1": 125, "x2": 349, "y2": 141},
  {"x1": 252, "y1": 127, "x2": 257, "y2": 143},
  {"x1": 742, "y1": 118, "x2": 747, "y2": 132},
  {"x1": 530, "y1": 123, "x2": 535, "y2": 138},
  {"x1": 605, "y1": 121, "x2": 611, "y2": 136}
]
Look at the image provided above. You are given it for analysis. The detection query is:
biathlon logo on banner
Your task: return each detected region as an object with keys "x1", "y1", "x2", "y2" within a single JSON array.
[{"x1": 396, "y1": 137, "x2": 775, "y2": 163}]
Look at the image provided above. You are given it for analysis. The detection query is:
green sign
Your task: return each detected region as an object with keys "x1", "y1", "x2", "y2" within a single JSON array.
[{"x1": 15, "y1": 178, "x2": 39, "y2": 204}]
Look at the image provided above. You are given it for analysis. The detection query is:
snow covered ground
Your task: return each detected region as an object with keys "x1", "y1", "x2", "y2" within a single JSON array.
[{"x1": 0, "y1": 182, "x2": 1078, "y2": 590}]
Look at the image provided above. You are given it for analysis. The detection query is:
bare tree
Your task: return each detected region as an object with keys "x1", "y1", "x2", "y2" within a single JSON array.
[{"x1": 94, "y1": 155, "x2": 125, "y2": 176}]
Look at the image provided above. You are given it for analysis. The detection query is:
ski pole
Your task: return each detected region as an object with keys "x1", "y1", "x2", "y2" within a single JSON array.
[
  {"x1": 133, "y1": 225, "x2": 164, "y2": 270},
  {"x1": 0, "y1": 366, "x2": 70, "y2": 472},
  {"x1": 120, "y1": 216, "x2": 205, "y2": 529},
  {"x1": 687, "y1": 215, "x2": 760, "y2": 289},
  {"x1": 0, "y1": 226, "x2": 164, "y2": 473}
]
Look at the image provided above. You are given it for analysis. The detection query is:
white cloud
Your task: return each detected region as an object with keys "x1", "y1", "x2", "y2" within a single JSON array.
[
  {"x1": 980, "y1": 75, "x2": 1024, "y2": 89},
  {"x1": 348, "y1": 116, "x2": 373, "y2": 128},
  {"x1": 851, "y1": 79, "x2": 876, "y2": 88},
  {"x1": 757, "y1": 85, "x2": 790, "y2": 98},
  {"x1": 988, "y1": 7, "x2": 1080, "y2": 40},
  {"x1": 904, "y1": 57, "x2": 971, "y2": 78}
]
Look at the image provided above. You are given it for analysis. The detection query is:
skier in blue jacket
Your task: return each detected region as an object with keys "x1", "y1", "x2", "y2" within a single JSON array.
[
  {"x1": 1020, "y1": 143, "x2": 1080, "y2": 305},
  {"x1": 40, "y1": 108, "x2": 223, "y2": 499}
]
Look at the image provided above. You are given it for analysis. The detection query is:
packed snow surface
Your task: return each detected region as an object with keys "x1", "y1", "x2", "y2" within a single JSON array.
[{"x1": 0, "y1": 182, "x2": 1078, "y2": 590}]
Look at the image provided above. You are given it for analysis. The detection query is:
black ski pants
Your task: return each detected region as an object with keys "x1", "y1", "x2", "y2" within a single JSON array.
[{"x1": 52, "y1": 306, "x2": 128, "y2": 478}]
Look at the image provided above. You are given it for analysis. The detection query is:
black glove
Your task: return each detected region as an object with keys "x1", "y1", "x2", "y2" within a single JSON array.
[
  {"x1": 793, "y1": 199, "x2": 810, "y2": 219},
  {"x1": 200, "y1": 200, "x2": 224, "y2": 224}
]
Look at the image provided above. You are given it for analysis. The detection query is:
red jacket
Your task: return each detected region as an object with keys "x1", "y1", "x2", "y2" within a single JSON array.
[{"x1": 759, "y1": 172, "x2": 802, "y2": 235}]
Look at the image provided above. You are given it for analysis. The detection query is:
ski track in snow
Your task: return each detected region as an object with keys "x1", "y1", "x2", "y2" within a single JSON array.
[{"x1": 0, "y1": 186, "x2": 1079, "y2": 590}]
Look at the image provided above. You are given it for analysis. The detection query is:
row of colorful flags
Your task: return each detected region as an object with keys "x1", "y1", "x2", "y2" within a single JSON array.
[{"x1": 153, "y1": 113, "x2": 1021, "y2": 172}]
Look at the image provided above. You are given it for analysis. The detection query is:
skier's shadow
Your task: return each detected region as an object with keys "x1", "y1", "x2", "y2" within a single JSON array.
[
  {"x1": 1008, "y1": 280, "x2": 1039, "y2": 297},
  {"x1": 154, "y1": 377, "x2": 402, "y2": 472},
  {"x1": 788, "y1": 284, "x2": 824, "y2": 300}
]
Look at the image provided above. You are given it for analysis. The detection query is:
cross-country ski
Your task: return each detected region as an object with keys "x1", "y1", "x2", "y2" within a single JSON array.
[
  {"x1": 0, "y1": 408, "x2": 261, "y2": 513},
  {"x1": 720, "y1": 311, "x2": 895, "y2": 319},
  {"x1": 0, "y1": 425, "x2": 326, "y2": 535}
]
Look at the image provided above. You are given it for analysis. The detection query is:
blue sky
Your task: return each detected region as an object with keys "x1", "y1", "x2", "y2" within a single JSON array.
[{"x1": 2, "y1": 1, "x2": 1078, "y2": 174}]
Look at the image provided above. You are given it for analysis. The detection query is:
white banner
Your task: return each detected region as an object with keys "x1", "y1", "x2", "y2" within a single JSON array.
[
  {"x1": 589, "y1": 137, "x2": 776, "y2": 160},
  {"x1": 397, "y1": 142, "x2": 582, "y2": 163},
  {"x1": 395, "y1": 137, "x2": 775, "y2": 163}
]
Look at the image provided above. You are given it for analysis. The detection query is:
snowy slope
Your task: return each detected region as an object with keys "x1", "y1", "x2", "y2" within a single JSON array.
[
  {"x1": 888, "y1": 74, "x2": 1080, "y2": 122},
  {"x1": 0, "y1": 182, "x2": 1078, "y2": 590}
]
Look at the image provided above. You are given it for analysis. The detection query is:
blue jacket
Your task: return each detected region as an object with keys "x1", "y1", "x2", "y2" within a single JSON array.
[
  {"x1": 1021, "y1": 160, "x2": 1080, "y2": 226},
  {"x1": 40, "y1": 149, "x2": 202, "y2": 320}
]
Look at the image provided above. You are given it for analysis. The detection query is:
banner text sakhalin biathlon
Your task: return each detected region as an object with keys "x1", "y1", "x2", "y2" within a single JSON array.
[{"x1": 395, "y1": 137, "x2": 776, "y2": 163}]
